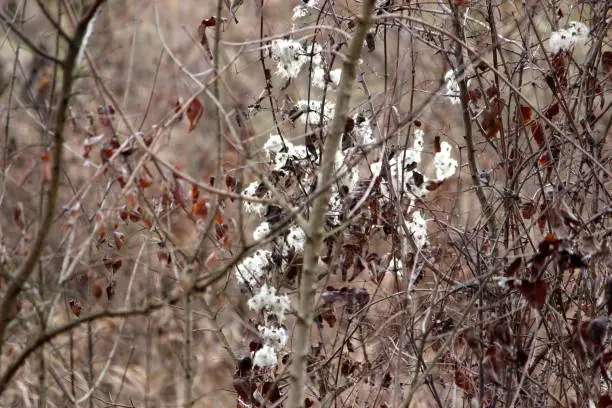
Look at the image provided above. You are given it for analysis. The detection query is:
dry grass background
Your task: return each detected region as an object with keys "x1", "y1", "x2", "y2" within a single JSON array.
[{"x1": 0, "y1": 0, "x2": 610, "y2": 407}]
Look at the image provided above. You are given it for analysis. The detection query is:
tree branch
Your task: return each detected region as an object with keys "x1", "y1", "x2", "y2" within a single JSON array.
[
  {"x1": 287, "y1": 1, "x2": 376, "y2": 407},
  {"x1": 0, "y1": 0, "x2": 107, "y2": 355}
]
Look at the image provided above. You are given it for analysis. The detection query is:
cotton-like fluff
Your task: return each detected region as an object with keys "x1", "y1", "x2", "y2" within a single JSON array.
[
  {"x1": 549, "y1": 21, "x2": 589, "y2": 54},
  {"x1": 253, "y1": 344, "x2": 277, "y2": 368},
  {"x1": 388, "y1": 128, "x2": 427, "y2": 198},
  {"x1": 296, "y1": 100, "x2": 336, "y2": 126},
  {"x1": 253, "y1": 222, "x2": 271, "y2": 241},
  {"x1": 259, "y1": 325, "x2": 288, "y2": 348},
  {"x1": 406, "y1": 211, "x2": 428, "y2": 249},
  {"x1": 241, "y1": 181, "x2": 267, "y2": 216},
  {"x1": 354, "y1": 114, "x2": 375, "y2": 145},
  {"x1": 434, "y1": 141, "x2": 458, "y2": 181},
  {"x1": 247, "y1": 284, "x2": 291, "y2": 322},
  {"x1": 271, "y1": 39, "x2": 307, "y2": 79},
  {"x1": 235, "y1": 249, "x2": 272, "y2": 288}
]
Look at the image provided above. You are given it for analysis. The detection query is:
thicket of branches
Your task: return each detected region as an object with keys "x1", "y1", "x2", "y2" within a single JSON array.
[{"x1": 0, "y1": 0, "x2": 610, "y2": 407}]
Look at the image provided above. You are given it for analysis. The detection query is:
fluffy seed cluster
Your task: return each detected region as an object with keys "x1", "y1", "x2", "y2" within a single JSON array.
[
  {"x1": 264, "y1": 134, "x2": 308, "y2": 172},
  {"x1": 354, "y1": 114, "x2": 375, "y2": 145},
  {"x1": 252, "y1": 344, "x2": 278, "y2": 368},
  {"x1": 292, "y1": 0, "x2": 321, "y2": 22},
  {"x1": 247, "y1": 284, "x2": 291, "y2": 322},
  {"x1": 271, "y1": 39, "x2": 307, "y2": 80},
  {"x1": 406, "y1": 211, "x2": 428, "y2": 249},
  {"x1": 241, "y1": 181, "x2": 268, "y2": 216},
  {"x1": 252, "y1": 221, "x2": 271, "y2": 241},
  {"x1": 434, "y1": 141, "x2": 458, "y2": 181},
  {"x1": 444, "y1": 69, "x2": 463, "y2": 105},
  {"x1": 387, "y1": 128, "x2": 426, "y2": 199},
  {"x1": 259, "y1": 325, "x2": 288, "y2": 348},
  {"x1": 549, "y1": 21, "x2": 589, "y2": 54},
  {"x1": 235, "y1": 249, "x2": 272, "y2": 288},
  {"x1": 296, "y1": 99, "x2": 336, "y2": 126}
]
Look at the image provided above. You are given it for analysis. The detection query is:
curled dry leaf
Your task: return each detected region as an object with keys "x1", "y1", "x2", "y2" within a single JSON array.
[
  {"x1": 516, "y1": 279, "x2": 547, "y2": 309},
  {"x1": 545, "y1": 102, "x2": 560, "y2": 119},
  {"x1": 186, "y1": 98, "x2": 204, "y2": 132},
  {"x1": 41, "y1": 152, "x2": 52, "y2": 184},
  {"x1": 521, "y1": 202, "x2": 536, "y2": 219},
  {"x1": 106, "y1": 280, "x2": 116, "y2": 300},
  {"x1": 531, "y1": 121, "x2": 545, "y2": 148},
  {"x1": 197, "y1": 19, "x2": 214, "y2": 59},
  {"x1": 190, "y1": 184, "x2": 199, "y2": 204},
  {"x1": 434, "y1": 135, "x2": 441, "y2": 153},
  {"x1": 482, "y1": 110, "x2": 502, "y2": 138},
  {"x1": 605, "y1": 279, "x2": 612, "y2": 315},
  {"x1": 599, "y1": 395, "x2": 612, "y2": 408},
  {"x1": 118, "y1": 205, "x2": 128, "y2": 221},
  {"x1": 519, "y1": 105, "x2": 532, "y2": 124},
  {"x1": 13, "y1": 202, "x2": 24, "y2": 230},
  {"x1": 602, "y1": 51, "x2": 612, "y2": 74},
  {"x1": 192, "y1": 198, "x2": 209, "y2": 218},
  {"x1": 69, "y1": 299, "x2": 82, "y2": 317},
  {"x1": 138, "y1": 175, "x2": 152, "y2": 189},
  {"x1": 92, "y1": 276, "x2": 104, "y2": 299},
  {"x1": 454, "y1": 368, "x2": 475, "y2": 395},
  {"x1": 113, "y1": 231, "x2": 125, "y2": 250}
]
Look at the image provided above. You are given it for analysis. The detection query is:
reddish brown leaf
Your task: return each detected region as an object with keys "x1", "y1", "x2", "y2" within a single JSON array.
[
  {"x1": 112, "y1": 258, "x2": 123, "y2": 272},
  {"x1": 426, "y1": 180, "x2": 445, "y2": 191},
  {"x1": 138, "y1": 175, "x2": 152, "y2": 189},
  {"x1": 483, "y1": 347, "x2": 503, "y2": 385},
  {"x1": 129, "y1": 209, "x2": 142, "y2": 222},
  {"x1": 454, "y1": 369, "x2": 475, "y2": 395},
  {"x1": 69, "y1": 299, "x2": 82, "y2": 317},
  {"x1": 96, "y1": 224, "x2": 106, "y2": 244},
  {"x1": 113, "y1": 231, "x2": 125, "y2": 250},
  {"x1": 505, "y1": 258, "x2": 522, "y2": 278},
  {"x1": 531, "y1": 121, "x2": 545, "y2": 148},
  {"x1": 215, "y1": 209, "x2": 224, "y2": 225},
  {"x1": 521, "y1": 202, "x2": 536, "y2": 219},
  {"x1": 192, "y1": 198, "x2": 209, "y2": 218},
  {"x1": 482, "y1": 110, "x2": 502, "y2": 138},
  {"x1": 215, "y1": 223, "x2": 228, "y2": 241},
  {"x1": 539, "y1": 233, "x2": 562, "y2": 256},
  {"x1": 491, "y1": 98, "x2": 505, "y2": 115},
  {"x1": 171, "y1": 181, "x2": 185, "y2": 207},
  {"x1": 545, "y1": 102, "x2": 560, "y2": 119},
  {"x1": 92, "y1": 276, "x2": 104, "y2": 299},
  {"x1": 602, "y1": 51, "x2": 612, "y2": 74},
  {"x1": 605, "y1": 279, "x2": 612, "y2": 315},
  {"x1": 552, "y1": 54, "x2": 567, "y2": 89},
  {"x1": 118, "y1": 205, "x2": 128, "y2": 221},
  {"x1": 41, "y1": 152, "x2": 52, "y2": 184},
  {"x1": 516, "y1": 279, "x2": 547, "y2": 309},
  {"x1": 186, "y1": 98, "x2": 204, "y2": 132},
  {"x1": 599, "y1": 395, "x2": 612, "y2": 408},
  {"x1": 174, "y1": 99, "x2": 184, "y2": 122},
  {"x1": 485, "y1": 86, "x2": 499, "y2": 99},
  {"x1": 190, "y1": 184, "x2": 199, "y2": 204},
  {"x1": 13, "y1": 203, "x2": 24, "y2": 230},
  {"x1": 106, "y1": 280, "x2": 116, "y2": 300},
  {"x1": 465, "y1": 88, "x2": 482, "y2": 102},
  {"x1": 519, "y1": 106, "x2": 532, "y2": 124},
  {"x1": 201, "y1": 17, "x2": 216, "y2": 27}
]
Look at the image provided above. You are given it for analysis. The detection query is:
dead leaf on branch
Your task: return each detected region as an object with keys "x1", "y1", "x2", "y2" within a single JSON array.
[{"x1": 186, "y1": 98, "x2": 204, "y2": 132}]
